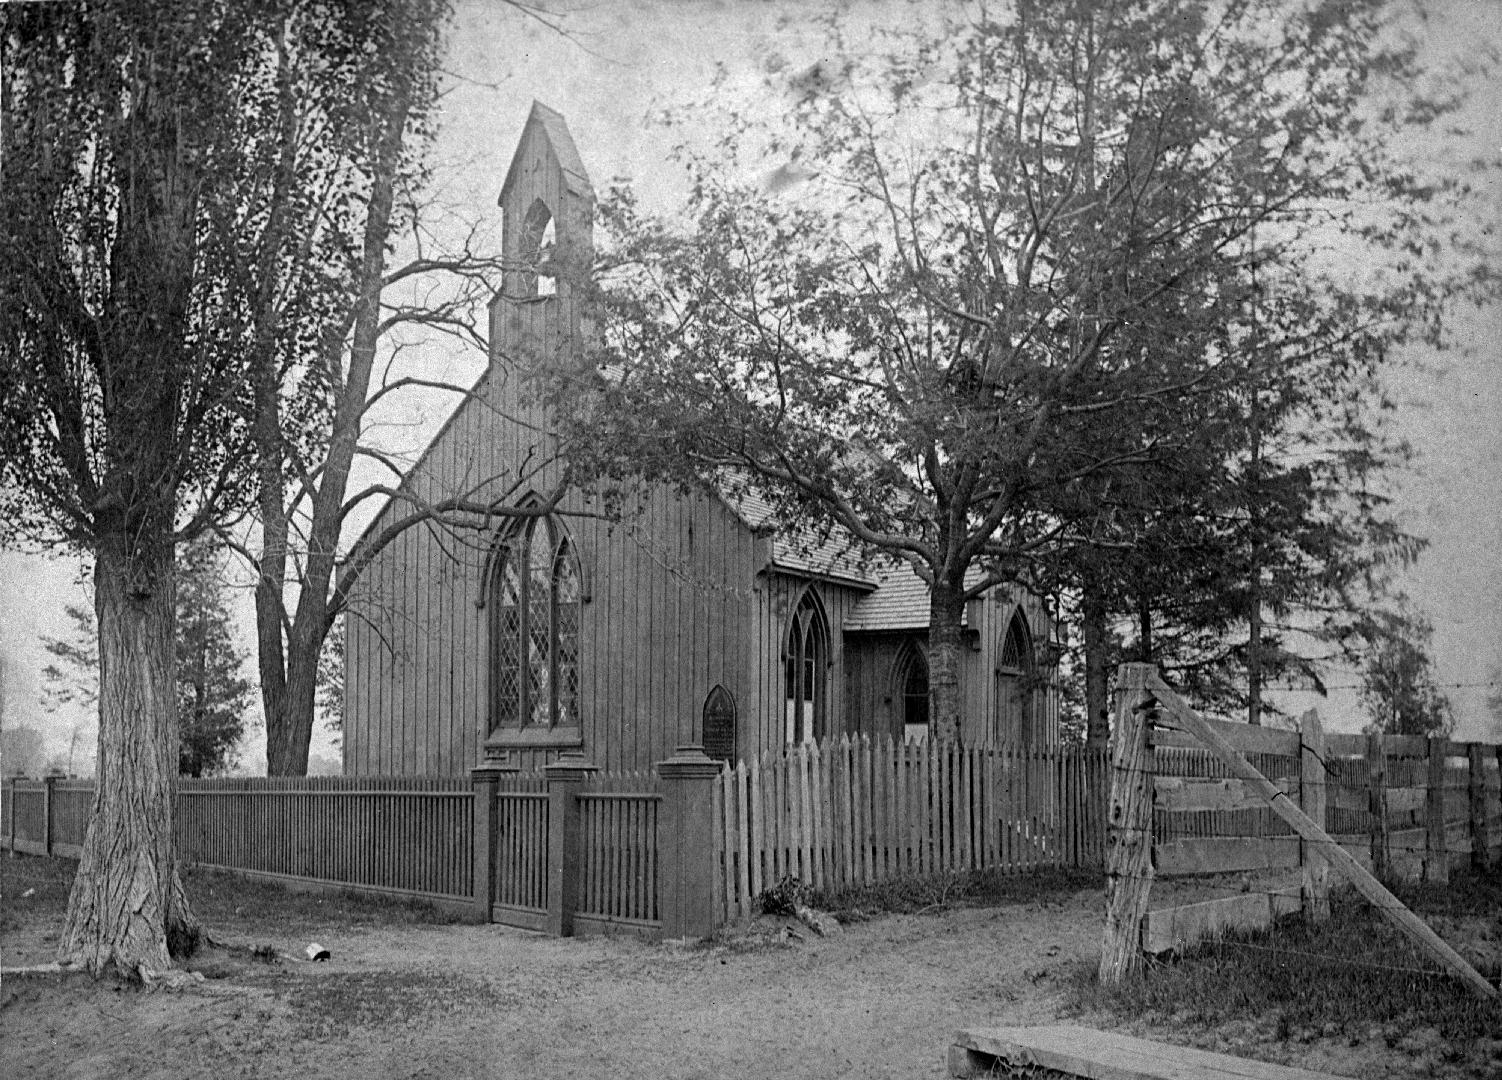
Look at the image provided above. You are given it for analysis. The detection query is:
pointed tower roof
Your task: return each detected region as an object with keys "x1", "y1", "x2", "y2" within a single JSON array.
[{"x1": 499, "y1": 101, "x2": 593, "y2": 206}]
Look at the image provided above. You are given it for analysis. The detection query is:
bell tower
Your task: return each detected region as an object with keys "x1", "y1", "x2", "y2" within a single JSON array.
[{"x1": 491, "y1": 102, "x2": 595, "y2": 369}]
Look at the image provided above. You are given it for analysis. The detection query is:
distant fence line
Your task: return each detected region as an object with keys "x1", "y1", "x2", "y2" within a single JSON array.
[{"x1": 6, "y1": 722, "x2": 1500, "y2": 940}]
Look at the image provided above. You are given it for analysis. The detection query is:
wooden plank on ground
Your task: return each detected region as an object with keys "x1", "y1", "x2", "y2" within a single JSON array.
[
  {"x1": 950, "y1": 1025, "x2": 1347, "y2": 1080},
  {"x1": 1142, "y1": 890, "x2": 1303, "y2": 954},
  {"x1": 1155, "y1": 837, "x2": 1301, "y2": 876}
]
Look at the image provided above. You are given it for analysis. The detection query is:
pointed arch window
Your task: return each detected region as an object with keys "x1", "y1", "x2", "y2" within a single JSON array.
[
  {"x1": 703, "y1": 685, "x2": 737, "y2": 763},
  {"x1": 894, "y1": 642, "x2": 930, "y2": 743},
  {"x1": 995, "y1": 610, "x2": 1035, "y2": 744},
  {"x1": 488, "y1": 513, "x2": 580, "y2": 733},
  {"x1": 783, "y1": 589, "x2": 829, "y2": 746}
]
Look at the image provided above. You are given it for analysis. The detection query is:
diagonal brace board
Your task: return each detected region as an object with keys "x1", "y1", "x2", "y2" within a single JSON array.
[{"x1": 1136, "y1": 665, "x2": 1496, "y2": 1001}]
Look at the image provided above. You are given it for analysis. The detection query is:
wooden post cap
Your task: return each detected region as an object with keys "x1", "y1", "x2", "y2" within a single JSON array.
[
  {"x1": 543, "y1": 751, "x2": 599, "y2": 782},
  {"x1": 470, "y1": 754, "x2": 521, "y2": 782},
  {"x1": 657, "y1": 745, "x2": 722, "y2": 779}
]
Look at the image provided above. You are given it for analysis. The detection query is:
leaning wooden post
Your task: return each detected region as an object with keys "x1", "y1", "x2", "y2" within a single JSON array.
[
  {"x1": 545, "y1": 752, "x2": 599, "y2": 937},
  {"x1": 1098, "y1": 664, "x2": 1156, "y2": 985},
  {"x1": 1298, "y1": 709, "x2": 1330, "y2": 922},
  {"x1": 1367, "y1": 732, "x2": 1389, "y2": 881},
  {"x1": 1468, "y1": 743, "x2": 1490, "y2": 872},
  {"x1": 657, "y1": 744, "x2": 723, "y2": 941},
  {"x1": 470, "y1": 755, "x2": 519, "y2": 924},
  {"x1": 1424, "y1": 737, "x2": 1449, "y2": 885}
]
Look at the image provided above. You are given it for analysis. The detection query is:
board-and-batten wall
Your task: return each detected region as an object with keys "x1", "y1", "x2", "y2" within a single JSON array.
[
  {"x1": 840, "y1": 590, "x2": 1058, "y2": 748},
  {"x1": 343, "y1": 346, "x2": 762, "y2": 775}
]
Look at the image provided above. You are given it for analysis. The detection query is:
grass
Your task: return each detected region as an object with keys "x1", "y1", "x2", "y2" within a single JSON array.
[
  {"x1": 1063, "y1": 867, "x2": 1502, "y2": 1055},
  {"x1": 810, "y1": 865, "x2": 1101, "y2": 921},
  {"x1": 1, "y1": 851, "x2": 462, "y2": 943}
]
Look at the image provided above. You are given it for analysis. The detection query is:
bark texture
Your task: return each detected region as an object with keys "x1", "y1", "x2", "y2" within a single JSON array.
[
  {"x1": 927, "y1": 578, "x2": 969, "y2": 741},
  {"x1": 59, "y1": 539, "x2": 199, "y2": 976}
]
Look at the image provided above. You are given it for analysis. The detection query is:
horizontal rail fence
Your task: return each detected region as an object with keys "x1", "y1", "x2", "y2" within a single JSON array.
[
  {"x1": 1323, "y1": 733, "x2": 1501, "y2": 883},
  {"x1": 1152, "y1": 735, "x2": 1302, "y2": 878},
  {"x1": 1138, "y1": 705, "x2": 1502, "y2": 958},
  {"x1": 713, "y1": 737, "x2": 1109, "y2": 924},
  {"x1": 576, "y1": 771, "x2": 661, "y2": 931},
  {"x1": 176, "y1": 776, "x2": 474, "y2": 907}
]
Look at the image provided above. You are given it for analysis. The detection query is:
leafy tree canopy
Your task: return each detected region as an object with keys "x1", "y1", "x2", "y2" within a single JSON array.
[{"x1": 544, "y1": 0, "x2": 1492, "y2": 732}]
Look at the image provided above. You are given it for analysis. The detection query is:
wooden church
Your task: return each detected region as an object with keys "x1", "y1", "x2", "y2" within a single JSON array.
[{"x1": 342, "y1": 104, "x2": 1061, "y2": 777}]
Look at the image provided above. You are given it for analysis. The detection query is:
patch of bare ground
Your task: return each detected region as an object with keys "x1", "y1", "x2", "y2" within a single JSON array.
[{"x1": 3, "y1": 854, "x2": 1497, "y2": 1079}]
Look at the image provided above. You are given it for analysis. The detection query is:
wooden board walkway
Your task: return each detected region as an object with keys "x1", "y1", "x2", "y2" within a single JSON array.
[{"x1": 950, "y1": 1026, "x2": 1347, "y2": 1080}]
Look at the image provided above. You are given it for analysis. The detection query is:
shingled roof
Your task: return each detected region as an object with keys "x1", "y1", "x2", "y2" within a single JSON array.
[
  {"x1": 722, "y1": 485, "x2": 877, "y2": 589},
  {"x1": 843, "y1": 563, "x2": 989, "y2": 632}
]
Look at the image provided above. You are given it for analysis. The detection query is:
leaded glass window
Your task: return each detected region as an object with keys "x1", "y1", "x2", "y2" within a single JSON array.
[{"x1": 489, "y1": 516, "x2": 580, "y2": 732}]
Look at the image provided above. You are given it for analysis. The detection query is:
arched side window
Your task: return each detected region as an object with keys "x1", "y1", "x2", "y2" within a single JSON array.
[
  {"x1": 783, "y1": 589, "x2": 829, "y2": 746},
  {"x1": 893, "y1": 641, "x2": 929, "y2": 743},
  {"x1": 703, "y1": 685, "x2": 737, "y2": 763},
  {"x1": 488, "y1": 514, "x2": 580, "y2": 732},
  {"x1": 995, "y1": 609, "x2": 1035, "y2": 744}
]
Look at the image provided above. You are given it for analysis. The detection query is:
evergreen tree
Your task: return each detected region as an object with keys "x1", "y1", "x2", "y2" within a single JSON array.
[
  {"x1": 1360, "y1": 608, "x2": 1453, "y2": 737},
  {"x1": 175, "y1": 540, "x2": 253, "y2": 777},
  {"x1": 41, "y1": 542, "x2": 253, "y2": 778}
]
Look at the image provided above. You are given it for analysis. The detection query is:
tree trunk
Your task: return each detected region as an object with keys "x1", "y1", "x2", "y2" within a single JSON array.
[
  {"x1": 928, "y1": 577, "x2": 969, "y2": 742},
  {"x1": 261, "y1": 63, "x2": 410, "y2": 776},
  {"x1": 1083, "y1": 581, "x2": 1111, "y2": 749},
  {"x1": 1136, "y1": 595, "x2": 1153, "y2": 663},
  {"x1": 59, "y1": 536, "x2": 199, "y2": 977},
  {"x1": 265, "y1": 621, "x2": 322, "y2": 776}
]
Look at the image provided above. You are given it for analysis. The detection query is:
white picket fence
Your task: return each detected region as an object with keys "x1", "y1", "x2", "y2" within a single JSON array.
[{"x1": 712, "y1": 736, "x2": 1109, "y2": 922}]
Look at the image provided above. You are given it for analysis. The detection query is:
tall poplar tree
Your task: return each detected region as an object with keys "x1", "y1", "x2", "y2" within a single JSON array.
[{"x1": 0, "y1": 0, "x2": 447, "y2": 975}]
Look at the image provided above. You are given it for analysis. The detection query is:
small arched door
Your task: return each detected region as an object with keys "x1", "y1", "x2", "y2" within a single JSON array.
[
  {"x1": 783, "y1": 590, "x2": 829, "y2": 746},
  {"x1": 995, "y1": 609, "x2": 1035, "y2": 744},
  {"x1": 893, "y1": 641, "x2": 929, "y2": 743}
]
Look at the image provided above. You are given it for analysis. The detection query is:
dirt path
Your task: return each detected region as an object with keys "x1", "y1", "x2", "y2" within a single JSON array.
[
  {"x1": 3, "y1": 889, "x2": 1098, "y2": 1080},
  {"x1": 6, "y1": 857, "x2": 1496, "y2": 1080}
]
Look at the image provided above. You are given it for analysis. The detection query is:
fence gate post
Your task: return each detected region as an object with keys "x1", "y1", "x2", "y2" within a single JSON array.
[
  {"x1": 470, "y1": 755, "x2": 519, "y2": 924},
  {"x1": 1098, "y1": 664, "x2": 1156, "y2": 985},
  {"x1": 1298, "y1": 710, "x2": 1330, "y2": 922},
  {"x1": 545, "y1": 752, "x2": 598, "y2": 937},
  {"x1": 1469, "y1": 743, "x2": 1489, "y2": 872},
  {"x1": 1424, "y1": 737, "x2": 1449, "y2": 885},
  {"x1": 42, "y1": 775, "x2": 57, "y2": 857},
  {"x1": 657, "y1": 745, "x2": 722, "y2": 941},
  {"x1": 1368, "y1": 733, "x2": 1389, "y2": 881}
]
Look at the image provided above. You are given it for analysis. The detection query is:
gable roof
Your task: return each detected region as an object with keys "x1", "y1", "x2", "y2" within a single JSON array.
[{"x1": 498, "y1": 100, "x2": 593, "y2": 206}]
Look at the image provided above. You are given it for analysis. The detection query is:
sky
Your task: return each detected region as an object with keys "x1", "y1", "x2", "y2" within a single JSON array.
[{"x1": 2, "y1": 0, "x2": 1499, "y2": 775}]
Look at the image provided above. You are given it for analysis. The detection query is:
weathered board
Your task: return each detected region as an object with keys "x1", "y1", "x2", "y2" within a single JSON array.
[
  {"x1": 1154, "y1": 836, "x2": 1301, "y2": 876},
  {"x1": 950, "y1": 1025, "x2": 1347, "y2": 1080},
  {"x1": 1142, "y1": 889, "x2": 1302, "y2": 954}
]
